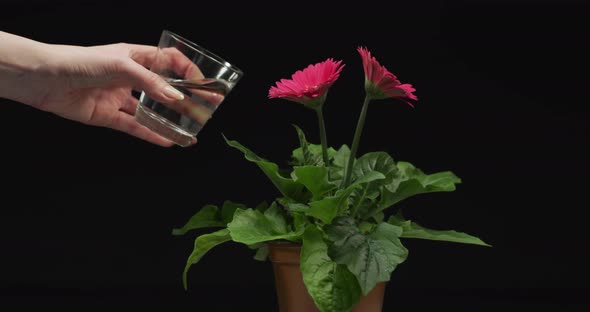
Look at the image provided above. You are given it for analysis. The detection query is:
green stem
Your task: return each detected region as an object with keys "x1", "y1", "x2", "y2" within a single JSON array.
[
  {"x1": 342, "y1": 95, "x2": 371, "y2": 188},
  {"x1": 315, "y1": 107, "x2": 329, "y2": 166}
]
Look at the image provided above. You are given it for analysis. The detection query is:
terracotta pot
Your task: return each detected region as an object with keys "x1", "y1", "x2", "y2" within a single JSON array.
[{"x1": 268, "y1": 243, "x2": 386, "y2": 312}]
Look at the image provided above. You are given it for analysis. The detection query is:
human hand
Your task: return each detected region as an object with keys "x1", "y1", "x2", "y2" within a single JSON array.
[
  {"x1": 0, "y1": 31, "x2": 228, "y2": 146},
  {"x1": 23, "y1": 43, "x2": 204, "y2": 147}
]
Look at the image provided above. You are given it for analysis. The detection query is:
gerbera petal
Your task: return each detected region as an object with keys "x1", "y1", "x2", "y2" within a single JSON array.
[
  {"x1": 268, "y1": 58, "x2": 345, "y2": 106},
  {"x1": 396, "y1": 84, "x2": 418, "y2": 100},
  {"x1": 358, "y1": 47, "x2": 417, "y2": 106}
]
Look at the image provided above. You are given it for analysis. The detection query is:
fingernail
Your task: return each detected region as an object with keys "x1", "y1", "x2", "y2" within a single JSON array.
[{"x1": 163, "y1": 85, "x2": 185, "y2": 100}]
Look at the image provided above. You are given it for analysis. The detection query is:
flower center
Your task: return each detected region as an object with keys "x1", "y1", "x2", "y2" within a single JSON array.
[{"x1": 304, "y1": 85, "x2": 320, "y2": 96}]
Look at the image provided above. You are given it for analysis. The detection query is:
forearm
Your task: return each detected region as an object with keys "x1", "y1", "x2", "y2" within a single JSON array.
[{"x1": 0, "y1": 31, "x2": 51, "y2": 105}]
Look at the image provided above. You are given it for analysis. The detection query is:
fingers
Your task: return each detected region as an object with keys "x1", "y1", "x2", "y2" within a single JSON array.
[
  {"x1": 122, "y1": 61, "x2": 222, "y2": 125},
  {"x1": 120, "y1": 93, "x2": 218, "y2": 127},
  {"x1": 121, "y1": 44, "x2": 222, "y2": 131},
  {"x1": 160, "y1": 47, "x2": 205, "y2": 80},
  {"x1": 189, "y1": 89, "x2": 224, "y2": 109},
  {"x1": 125, "y1": 44, "x2": 158, "y2": 67},
  {"x1": 120, "y1": 95, "x2": 139, "y2": 115},
  {"x1": 127, "y1": 44, "x2": 204, "y2": 81},
  {"x1": 112, "y1": 96, "x2": 199, "y2": 147},
  {"x1": 108, "y1": 111, "x2": 178, "y2": 147},
  {"x1": 171, "y1": 92, "x2": 215, "y2": 125},
  {"x1": 122, "y1": 60, "x2": 185, "y2": 103}
]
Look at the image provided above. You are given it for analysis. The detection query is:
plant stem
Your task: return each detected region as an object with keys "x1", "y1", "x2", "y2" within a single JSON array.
[
  {"x1": 315, "y1": 107, "x2": 329, "y2": 166},
  {"x1": 342, "y1": 95, "x2": 371, "y2": 188}
]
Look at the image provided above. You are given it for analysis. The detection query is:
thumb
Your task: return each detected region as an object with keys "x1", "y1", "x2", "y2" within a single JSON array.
[{"x1": 123, "y1": 60, "x2": 185, "y2": 102}]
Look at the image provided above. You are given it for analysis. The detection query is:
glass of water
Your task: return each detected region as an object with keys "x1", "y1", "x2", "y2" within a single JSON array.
[{"x1": 135, "y1": 30, "x2": 243, "y2": 146}]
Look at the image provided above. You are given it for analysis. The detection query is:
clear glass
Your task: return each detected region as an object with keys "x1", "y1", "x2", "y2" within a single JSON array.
[{"x1": 135, "y1": 30, "x2": 243, "y2": 146}]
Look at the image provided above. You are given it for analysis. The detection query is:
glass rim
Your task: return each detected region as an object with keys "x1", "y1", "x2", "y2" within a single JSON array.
[{"x1": 162, "y1": 30, "x2": 243, "y2": 76}]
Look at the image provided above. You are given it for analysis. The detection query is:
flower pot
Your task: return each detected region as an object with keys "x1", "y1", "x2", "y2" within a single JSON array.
[{"x1": 268, "y1": 243, "x2": 386, "y2": 312}]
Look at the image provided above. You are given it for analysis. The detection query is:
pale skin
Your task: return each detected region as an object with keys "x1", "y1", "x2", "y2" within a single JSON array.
[{"x1": 0, "y1": 31, "x2": 224, "y2": 147}]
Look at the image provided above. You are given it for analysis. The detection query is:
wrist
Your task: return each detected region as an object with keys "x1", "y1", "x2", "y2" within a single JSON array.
[{"x1": 0, "y1": 31, "x2": 55, "y2": 106}]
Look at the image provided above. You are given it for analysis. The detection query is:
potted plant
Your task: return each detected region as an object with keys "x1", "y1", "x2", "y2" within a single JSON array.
[{"x1": 172, "y1": 47, "x2": 490, "y2": 312}]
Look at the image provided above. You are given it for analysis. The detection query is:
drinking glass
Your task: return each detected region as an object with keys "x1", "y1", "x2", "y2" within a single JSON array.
[{"x1": 135, "y1": 30, "x2": 243, "y2": 146}]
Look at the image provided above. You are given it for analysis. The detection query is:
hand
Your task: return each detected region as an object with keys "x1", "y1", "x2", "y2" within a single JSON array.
[
  {"x1": 29, "y1": 43, "x2": 195, "y2": 147},
  {"x1": 0, "y1": 32, "x2": 225, "y2": 146}
]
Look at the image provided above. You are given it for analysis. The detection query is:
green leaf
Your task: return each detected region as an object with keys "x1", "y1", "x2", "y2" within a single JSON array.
[
  {"x1": 255, "y1": 201, "x2": 270, "y2": 212},
  {"x1": 227, "y1": 208, "x2": 304, "y2": 245},
  {"x1": 221, "y1": 201, "x2": 247, "y2": 224},
  {"x1": 293, "y1": 143, "x2": 337, "y2": 167},
  {"x1": 333, "y1": 145, "x2": 351, "y2": 168},
  {"x1": 301, "y1": 227, "x2": 361, "y2": 312},
  {"x1": 389, "y1": 211, "x2": 491, "y2": 247},
  {"x1": 292, "y1": 124, "x2": 314, "y2": 166},
  {"x1": 372, "y1": 162, "x2": 462, "y2": 216},
  {"x1": 354, "y1": 170, "x2": 387, "y2": 185},
  {"x1": 372, "y1": 212, "x2": 385, "y2": 223},
  {"x1": 287, "y1": 203, "x2": 309, "y2": 212},
  {"x1": 292, "y1": 166, "x2": 337, "y2": 199},
  {"x1": 305, "y1": 171, "x2": 385, "y2": 224},
  {"x1": 306, "y1": 184, "x2": 360, "y2": 224},
  {"x1": 348, "y1": 170, "x2": 387, "y2": 218},
  {"x1": 277, "y1": 197, "x2": 309, "y2": 212},
  {"x1": 182, "y1": 229, "x2": 231, "y2": 290},
  {"x1": 293, "y1": 212, "x2": 307, "y2": 232},
  {"x1": 329, "y1": 145, "x2": 351, "y2": 185},
  {"x1": 253, "y1": 244, "x2": 269, "y2": 261},
  {"x1": 349, "y1": 170, "x2": 386, "y2": 218},
  {"x1": 349, "y1": 153, "x2": 397, "y2": 218},
  {"x1": 389, "y1": 161, "x2": 461, "y2": 194},
  {"x1": 224, "y1": 136, "x2": 307, "y2": 201},
  {"x1": 326, "y1": 218, "x2": 408, "y2": 295},
  {"x1": 358, "y1": 221, "x2": 375, "y2": 234},
  {"x1": 353, "y1": 152, "x2": 398, "y2": 187},
  {"x1": 172, "y1": 201, "x2": 248, "y2": 235},
  {"x1": 172, "y1": 205, "x2": 224, "y2": 235},
  {"x1": 264, "y1": 202, "x2": 288, "y2": 234}
]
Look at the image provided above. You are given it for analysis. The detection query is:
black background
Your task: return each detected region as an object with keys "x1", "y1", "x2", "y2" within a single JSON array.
[{"x1": 1, "y1": 0, "x2": 589, "y2": 310}]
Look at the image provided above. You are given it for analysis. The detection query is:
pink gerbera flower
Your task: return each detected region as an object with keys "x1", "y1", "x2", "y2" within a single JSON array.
[
  {"x1": 269, "y1": 58, "x2": 345, "y2": 108},
  {"x1": 358, "y1": 47, "x2": 417, "y2": 106}
]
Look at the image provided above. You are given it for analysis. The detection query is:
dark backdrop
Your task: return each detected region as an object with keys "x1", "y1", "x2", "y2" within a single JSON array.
[{"x1": 1, "y1": 0, "x2": 588, "y2": 310}]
